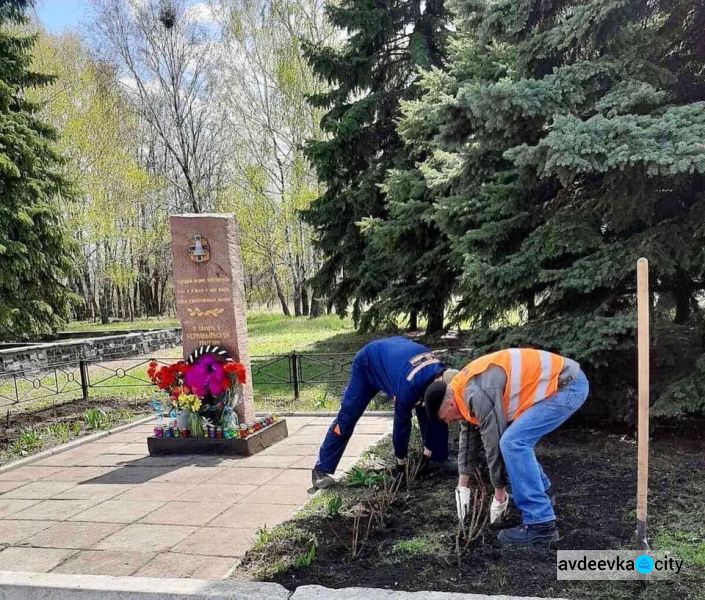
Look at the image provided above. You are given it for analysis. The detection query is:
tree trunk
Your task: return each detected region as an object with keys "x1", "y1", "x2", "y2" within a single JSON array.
[
  {"x1": 309, "y1": 295, "x2": 323, "y2": 318},
  {"x1": 409, "y1": 311, "x2": 418, "y2": 331},
  {"x1": 132, "y1": 280, "x2": 139, "y2": 320},
  {"x1": 84, "y1": 266, "x2": 98, "y2": 320},
  {"x1": 425, "y1": 304, "x2": 444, "y2": 335},
  {"x1": 271, "y1": 264, "x2": 291, "y2": 316},
  {"x1": 128, "y1": 285, "x2": 134, "y2": 321},
  {"x1": 115, "y1": 286, "x2": 123, "y2": 320},
  {"x1": 301, "y1": 286, "x2": 310, "y2": 316},
  {"x1": 526, "y1": 294, "x2": 536, "y2": 322},
  {"x1": 160, "y1": 281, "x2": 168, "y2": 316},
  {"x1": 151, "y1": 274, "x2": 161, "y2": 317},
  {"x1": 674, "y1": 283, "x2": 691, "y2": 324},
  {"x1": 293, "y1": 280, "x2": 302, "y2": 317},
  {"x1": 99, "y1": 279, "x2": 111, "y2": 325},
  {"x1": 352, "y1": 298, "x2": 361, "y2": 328},
  {"x1": 137, "y1": 258, "x2": 154, "y2": 316},
  {"x1": 80, "y1": 268, "x2": 95, "y2": 320}
]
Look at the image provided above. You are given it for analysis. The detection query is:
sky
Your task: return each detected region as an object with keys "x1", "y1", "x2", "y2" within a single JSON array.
[
  {"x1": 34, "y1": 0, "x2": 90, "y2": 33},
  {"x1": 33, "y1": 1, "x2": 217, "y2": 33}
]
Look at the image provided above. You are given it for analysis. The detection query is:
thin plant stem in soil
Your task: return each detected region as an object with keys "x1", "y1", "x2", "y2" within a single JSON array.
[
  {"x1": 350, "y1": 500, "x2": 377, "y2": 560},
  {"x1": 455, "y1": 469, "x2": 490, "y2": 568},
  {"x1": 349, "y1": 466, "x2": 404, "y2": 559},
  {"x1": 405, "y1": 453, "x2": 424, "y2": 492}
]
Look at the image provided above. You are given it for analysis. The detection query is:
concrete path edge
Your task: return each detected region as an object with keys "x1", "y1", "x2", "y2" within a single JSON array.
[
  {"x1": 291, "y1": 585, "x2": 571, "y2": 600},
  {"x1": 0, "y1": 571, "x2": 289, "y2": 599}
]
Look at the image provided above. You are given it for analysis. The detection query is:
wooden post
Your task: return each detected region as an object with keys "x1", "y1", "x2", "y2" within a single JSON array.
[{"x1": 636, "y1": 257, "x2": 650, "y2": 550}]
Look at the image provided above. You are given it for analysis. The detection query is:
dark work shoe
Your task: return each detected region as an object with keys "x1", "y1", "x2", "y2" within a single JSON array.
[
  {"x1": 312, "y1": 469, "x2": 335, "y2": 490},
  {"x1": 497, "y1": 521, "x2": 559, "y2": 546}
]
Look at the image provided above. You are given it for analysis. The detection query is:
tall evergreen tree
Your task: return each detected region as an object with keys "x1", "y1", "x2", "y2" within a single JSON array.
[
  {"x1": 403, "y1": 0, "x2": 705, "y2": 419},
  {"x1": 303, "y1": 0, "x2": 453, "y2": 332},
  {"x1": 0, "y1": 0, "x2": 76, "y2": 339}
]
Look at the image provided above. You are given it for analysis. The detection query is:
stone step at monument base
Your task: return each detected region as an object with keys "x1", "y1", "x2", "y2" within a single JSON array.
[{"x1": 147, "y1": 419, "x2": 288, "y2": 456}]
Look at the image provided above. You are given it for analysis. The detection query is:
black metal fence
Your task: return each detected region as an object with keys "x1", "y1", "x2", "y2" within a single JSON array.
[
  {"x1": 253, "y1": 352, "x2": 356, "y2": 398},
  {"x1": 0, "y1": 352, "x2": 357, "y2": 415},
  {"x1": 0, "y1": 363, "x2": 83, "y2": 412}
]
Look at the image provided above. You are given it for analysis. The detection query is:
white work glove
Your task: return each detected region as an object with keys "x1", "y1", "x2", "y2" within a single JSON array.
[
  {"x1": 456, "y1": 486, "x2": 471, "y2": 521},
  {"x1": 490, "y1": 495, "x2": 509, "y2": 524}
]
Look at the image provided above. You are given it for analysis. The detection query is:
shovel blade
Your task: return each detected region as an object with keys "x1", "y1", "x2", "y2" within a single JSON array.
[{"x1": 635, "y1": 519, "x2": 650, "y2": 551}]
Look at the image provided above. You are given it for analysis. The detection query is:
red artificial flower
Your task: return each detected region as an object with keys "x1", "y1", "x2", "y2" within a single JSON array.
[
  {"x1": 224, "y1": 361, "x2": 247, "y2": 384},
  {"x1": 150, "y1": 363, "x2": 179, "y2": 390},
  {"x1": 157, "y1": 371, "x2": 174, "y2": 390},
  {"x1": 234, "y1": 363, "x2": 246, "y2": 384},
  {"x1": 147, "y1": 360, "x2": 159, "y2": 382}
]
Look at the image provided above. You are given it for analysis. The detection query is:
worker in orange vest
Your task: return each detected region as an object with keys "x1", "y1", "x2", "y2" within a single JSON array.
[{"x1": 424, "y1": 348, "x2": 589, "y2": 545}]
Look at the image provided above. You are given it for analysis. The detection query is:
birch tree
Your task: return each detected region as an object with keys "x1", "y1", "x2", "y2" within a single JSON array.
[
  {"x1": 31, "y1": 32, "x2": 165, "y2": 322},
  {"x1": 90, "y1": 0, "x2": 227, "y2": 213},
  {"x1": 214, "y1": 0, "x2": 334, "y2": 316}
]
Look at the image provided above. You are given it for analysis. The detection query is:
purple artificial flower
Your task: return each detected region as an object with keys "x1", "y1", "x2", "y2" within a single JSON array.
[{"x1": 183, "y1": 355, "x2": 229, "y2": 398}]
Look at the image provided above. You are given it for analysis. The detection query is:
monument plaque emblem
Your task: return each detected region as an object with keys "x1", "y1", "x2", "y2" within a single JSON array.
[{"x1": 188, "y1": 234, "x2": 210, "y2": 263}]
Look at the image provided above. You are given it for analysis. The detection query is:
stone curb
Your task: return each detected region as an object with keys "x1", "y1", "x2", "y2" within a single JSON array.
[
  {"x1": 291, "y1": 586, "x2": 570, "y2": 600},
  {"x1": 0, "y1": 571, "x2": 288, "y2": 599},
  {"x1": 0, "y1": 415, "x2": 155, "y2": 475},
  {"x1": 0, "y1": 574, "x2": 569, "y2": 600}
]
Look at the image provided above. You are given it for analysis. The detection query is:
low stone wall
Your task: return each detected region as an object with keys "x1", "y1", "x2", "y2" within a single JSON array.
[{"x1": 0, "y1": 328, "x2": 182, "y2": 375}]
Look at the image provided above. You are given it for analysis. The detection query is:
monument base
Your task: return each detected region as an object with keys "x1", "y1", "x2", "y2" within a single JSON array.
[{"x1": 147, "y1": 419, "x2": 288, "y2": 457}]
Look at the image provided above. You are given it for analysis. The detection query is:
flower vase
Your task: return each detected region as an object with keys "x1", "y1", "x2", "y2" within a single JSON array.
[
  {"x1": 233, "y1": 386, "x2": 244, "y2": 409},
  {"x1": 189, "y1": 413, "x2": 203, "y2": 438},
  {"x1": 176, "y1": 410, "x2": 190, "y2": 430}
]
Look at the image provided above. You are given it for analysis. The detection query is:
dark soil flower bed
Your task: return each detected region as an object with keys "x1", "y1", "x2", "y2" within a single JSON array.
[
  {"x1": 0, "y1": 397, "x2": 149, "y2": 466},
  {"x1": 235, "y1": 421, "x2": 705, "y2": 600}
]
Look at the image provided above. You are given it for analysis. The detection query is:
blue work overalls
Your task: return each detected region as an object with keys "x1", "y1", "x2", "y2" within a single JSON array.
[{"x1": 314, "y1": 336, "x2": 448, "y2": 474}]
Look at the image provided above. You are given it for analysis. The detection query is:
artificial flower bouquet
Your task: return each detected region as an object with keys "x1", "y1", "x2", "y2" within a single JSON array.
[{"x1": 146, "y1": 345, "x2": 276, "y2": 440}]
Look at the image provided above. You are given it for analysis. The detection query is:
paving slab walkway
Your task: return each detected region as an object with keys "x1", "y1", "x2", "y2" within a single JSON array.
[{"x1": 0, "y1": 415, "x2": 392, "y2": 579}]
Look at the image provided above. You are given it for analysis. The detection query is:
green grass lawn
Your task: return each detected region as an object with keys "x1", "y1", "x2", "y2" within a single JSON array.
[
  {"x1": 62, "y1": 312, "x2": 369, "y2": 355},
  {"x1": 62, "y1": 317, "x2": 181, "y2": 332},
  {"x1": 246, "y1": 313, "x2": 367, "y2": 355}
]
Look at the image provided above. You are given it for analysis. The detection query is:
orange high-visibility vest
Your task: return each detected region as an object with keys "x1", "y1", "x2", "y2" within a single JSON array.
[{"x1": 449, "y1": 349, "x2": 565, "y2": 425}]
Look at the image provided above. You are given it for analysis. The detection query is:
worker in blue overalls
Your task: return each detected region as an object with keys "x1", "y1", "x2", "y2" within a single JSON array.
[{"x1": 312, "y1": 336, "x2": 452, "y2": 489}]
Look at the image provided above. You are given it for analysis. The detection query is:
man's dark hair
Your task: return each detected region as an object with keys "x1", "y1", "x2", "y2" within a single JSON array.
[{"x1": 424, "y1": 380, "x2": 447, "y2": 422}]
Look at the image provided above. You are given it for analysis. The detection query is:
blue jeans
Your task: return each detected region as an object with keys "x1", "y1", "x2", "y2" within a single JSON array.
[
  {"x1": 499, "y1": 371, "x2": 589, "y2": 525},
  {"x1": 415, "y1": 403, "x2": 449, "y2": 462}
]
